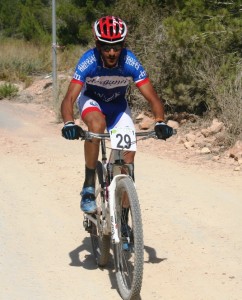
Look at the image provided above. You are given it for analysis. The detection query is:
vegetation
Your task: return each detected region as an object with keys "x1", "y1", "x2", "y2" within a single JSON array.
[
  {"x1": 0, "y1": 38, "x2": 52, "y2": 83},
  {"x1": 0, "y1": 83, "x2": 18, "y2": 100},
  {"x1": 0, "y1": 0, "x2": 241, "y2": 142}
]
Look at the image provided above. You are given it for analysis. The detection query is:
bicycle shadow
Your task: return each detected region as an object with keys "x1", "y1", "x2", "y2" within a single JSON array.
[
  {"x1": 144, "y1": 245, "x2": 167, "y2": 264},
  {"x1": 68, "y1": 237, "x2": 98, "y2": 270},
  {"x1": 68, "y1": 237, "x2": 118, "y2": 293},
  {"x1": 68, "y1": 240, "x2": 166, "y2": 299}
]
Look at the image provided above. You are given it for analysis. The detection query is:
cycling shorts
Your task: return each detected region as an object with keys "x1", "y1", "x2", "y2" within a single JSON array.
[{"x1": 77, "y1": 94, "x2": 135, "y2": 132}]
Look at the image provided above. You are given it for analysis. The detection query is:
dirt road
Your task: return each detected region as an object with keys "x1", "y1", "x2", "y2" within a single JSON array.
[{"x1": 0, "y1": 100, "x2": 242, "y2": 300}]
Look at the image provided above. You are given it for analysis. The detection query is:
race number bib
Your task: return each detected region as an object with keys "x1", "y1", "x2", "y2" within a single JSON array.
[{"x1": 109, "y1": 127, "x2": 136, "y2": 151}]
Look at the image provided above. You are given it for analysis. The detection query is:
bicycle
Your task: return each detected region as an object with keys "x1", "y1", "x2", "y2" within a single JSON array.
[{"x1": 80, "y1": 126, "x2": 174, "y2": 300}]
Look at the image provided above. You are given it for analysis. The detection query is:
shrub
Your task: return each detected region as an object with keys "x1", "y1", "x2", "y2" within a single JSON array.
[
  {"x1": 194, "y1": 54, "x2": 242, "y2": 143},
  {"x1": 217, "y1": 68, "x2": 242, "y2": 144},
  {"x1": 0, "y1": 83, "x2": 18, "y2": 100}
]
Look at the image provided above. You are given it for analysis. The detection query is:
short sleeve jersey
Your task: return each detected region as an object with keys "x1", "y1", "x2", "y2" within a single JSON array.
[{"x1": 71, "y1": 48, "x2": 149, "y2": 103}]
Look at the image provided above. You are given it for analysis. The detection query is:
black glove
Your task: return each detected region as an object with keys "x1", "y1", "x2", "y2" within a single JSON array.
[
  {"x1": 154, "y1": 122, "x2": 173, "y2": 140},
  {"x1": 62, "y1": 121, "x2": 80, "y2": 140}
]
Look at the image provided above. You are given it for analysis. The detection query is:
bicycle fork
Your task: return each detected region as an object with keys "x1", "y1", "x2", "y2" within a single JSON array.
[
  {"x1": 109, "y1": 174, "x2": 128, "y2": 244},
  {"x1": 83, "y1": 174, "x2": 128, "y2": 244}
]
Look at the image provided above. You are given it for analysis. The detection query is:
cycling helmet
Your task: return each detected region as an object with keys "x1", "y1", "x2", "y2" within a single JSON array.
[{"x1": 93, "y1": 16, "x2": 127, "y2": 44}]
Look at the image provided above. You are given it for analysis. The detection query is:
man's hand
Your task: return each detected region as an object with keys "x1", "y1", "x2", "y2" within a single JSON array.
[
  {"x1": 62, "y1": 122, "x2": 80, "y2": 140},
  {"x1": 154, "y1": 122, "x2": 173, "y2": 140}
]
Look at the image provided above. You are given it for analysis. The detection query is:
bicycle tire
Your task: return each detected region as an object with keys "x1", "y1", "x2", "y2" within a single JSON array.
[
  {"x1": 113, "y1": 177, "x2": 144, "y2": 300},
  {"x1": 90, "y1": 161, "x2": 110, "y2": 267}
]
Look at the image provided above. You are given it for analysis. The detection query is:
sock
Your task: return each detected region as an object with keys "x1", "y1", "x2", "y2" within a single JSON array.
[{"x1": 83, "y1": 166, "x2": 96, "y2": 188}]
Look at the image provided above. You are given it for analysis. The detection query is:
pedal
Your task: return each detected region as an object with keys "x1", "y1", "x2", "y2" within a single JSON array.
[{"x1": 83, "y1": 217, "x2": 92, "y2": 233}]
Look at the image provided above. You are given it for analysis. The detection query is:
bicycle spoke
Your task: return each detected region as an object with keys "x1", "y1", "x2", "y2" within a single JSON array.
[{"x1": 113, "y1": 177, "x2": 144, "y2": 300}]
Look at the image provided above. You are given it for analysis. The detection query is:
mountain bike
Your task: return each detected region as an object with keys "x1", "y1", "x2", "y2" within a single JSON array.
[{"x1": 80, "y1": 126, "x2": 174, "y2": 300}]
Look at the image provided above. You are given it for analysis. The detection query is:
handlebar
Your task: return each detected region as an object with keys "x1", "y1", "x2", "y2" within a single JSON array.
[{"x1": 78, "y1": 126, "x2": 177, "y2": 141}]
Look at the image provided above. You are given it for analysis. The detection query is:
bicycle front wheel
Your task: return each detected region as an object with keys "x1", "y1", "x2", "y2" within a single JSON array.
[
  {"x1": 113, "y1": 177, "x2": 144, "y2": 300},
  {"x1": 90, "y1": 161, "x2": 110, "y2": 267}
]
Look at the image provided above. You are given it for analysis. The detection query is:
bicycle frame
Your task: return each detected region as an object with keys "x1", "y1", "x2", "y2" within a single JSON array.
[{"x1": 85, "y1": 137, "x2": 133, "y2": 244}]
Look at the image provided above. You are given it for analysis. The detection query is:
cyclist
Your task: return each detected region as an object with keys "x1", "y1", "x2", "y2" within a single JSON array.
[{"x1": 61, "y1": 16, "x2": 173, "y2": 214}]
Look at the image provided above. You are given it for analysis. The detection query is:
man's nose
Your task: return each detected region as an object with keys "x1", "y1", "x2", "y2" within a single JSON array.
[{"x1": 108, "y1": 48, "x2": 115, "y2": 55}]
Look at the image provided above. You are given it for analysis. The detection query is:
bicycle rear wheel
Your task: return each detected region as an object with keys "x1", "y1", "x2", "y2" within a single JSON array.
[
  {"x1": 90, "y1": 161, "x2": 110, "y2": 267},
  {"x1": 113, "y1": 177, "x2": 144, "y2": 300}
]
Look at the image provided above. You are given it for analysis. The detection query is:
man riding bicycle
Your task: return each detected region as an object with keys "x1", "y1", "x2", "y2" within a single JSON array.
[{"x1": 61, "y1": 16, "x2": 173, "y2": 214}]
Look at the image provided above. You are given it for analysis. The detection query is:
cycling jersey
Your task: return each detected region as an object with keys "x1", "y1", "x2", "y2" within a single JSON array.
[
  {"x1": 72, "y1": 47, "x2": 149, "y2": 103},
  {"x1": 73, "y1": 47, "x2": 149, "y2": 130}
]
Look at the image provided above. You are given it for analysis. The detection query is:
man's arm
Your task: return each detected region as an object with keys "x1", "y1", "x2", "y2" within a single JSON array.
[
  {"x1": 138, "y1": 81, "x2": 165, "y2": 122},
  {"x1": 138, "y1": 81, "x2": 174, "y2": 140},
  {"x1": 61, "y1": 82, "x2": 83, "y2": 123}
]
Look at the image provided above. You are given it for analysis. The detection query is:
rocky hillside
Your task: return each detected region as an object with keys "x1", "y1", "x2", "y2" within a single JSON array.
[{"x1": 9, "y1": 76, "x2": 242, "y2": 172}]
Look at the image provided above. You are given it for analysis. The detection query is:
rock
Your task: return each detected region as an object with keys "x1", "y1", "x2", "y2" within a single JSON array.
[
  {"x1": 167, "y1": 120, "x2": 179, "y2": 129},
  {"x1": 229, "y1": 140, "x2": 242, "y2": 160},
  {"x1": 214, "y1": 132, "x2": 226, "y2": 146},
  {"x1": 209, "y1": 119, "x2": 224, "y2": 134},
  {"x1": 180, "y1": 119, "x2": 187, "y2": 125},
  {"x1": 201, "y1": 119, "x2": 224, "y2": 138},
  {"x1": 185, "y1": 133, "x2": 196, "y2": 142},
  {"x1": 201, "y1": 128, "x2": 210, "y2": 137},
  {"x1": 234, "y1": 166, "x2": 241, "y2": 171},
  {"x1": 136, "y1": 113, "x2": 145, "y2": 121},
  {"x1": 201, "y1": 147, "x2": 211, "y2": 154},
  {"x1": 139, "y1": 116, "x2": 154, "y2": 130},
  {"x1": 184, "y1": 141, "x2": 194, "y2": 149}
]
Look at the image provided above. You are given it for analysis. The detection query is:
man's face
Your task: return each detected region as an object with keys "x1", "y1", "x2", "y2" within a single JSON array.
[{"x1": 98, "y1": 42, "x2": 123, "y2": 68}]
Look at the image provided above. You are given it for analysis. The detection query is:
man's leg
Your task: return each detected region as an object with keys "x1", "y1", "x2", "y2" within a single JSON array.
[
  {"x1": 81, "y1": 111, "x2": 106, "y2": 213},
  {"x1": 83, "y1": 111, "x2": 106, "y2": 181}
]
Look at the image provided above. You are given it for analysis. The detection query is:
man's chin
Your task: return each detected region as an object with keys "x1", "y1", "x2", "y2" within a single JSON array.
[{"x1": 104, "y1": 59, "x2": 117, "y2": 68}]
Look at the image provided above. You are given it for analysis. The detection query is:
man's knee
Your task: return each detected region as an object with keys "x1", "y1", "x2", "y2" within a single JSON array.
[{"x1": 83, "y1": 111, "x2": 106, "y2": 132}]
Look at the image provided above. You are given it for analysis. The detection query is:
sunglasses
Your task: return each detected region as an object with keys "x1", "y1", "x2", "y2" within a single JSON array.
[{"x1": 99, "y1": 43, "x2": 123, "y2": 52}]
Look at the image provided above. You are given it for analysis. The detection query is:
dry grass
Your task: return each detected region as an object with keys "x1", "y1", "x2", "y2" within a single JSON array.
[
  {"x1": 219, "y1": 75, "x2": 242, "y2": 143},
  {"x1": 193, "y1": 54, "x2": 242, "y2": 144},
  {"x1": 0, "y1": 38, "x2": 88, "y2": 120},
  {"x1": 0, "y1": 38, "x2": 87, "y2": 85},
  {"x1": 0, "y1": 39, "x2": 52, "y2": 85}
]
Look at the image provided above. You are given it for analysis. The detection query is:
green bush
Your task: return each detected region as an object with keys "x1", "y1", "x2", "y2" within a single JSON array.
[{"x1": 0, "y1": 83, "x2": 18, "y2": 100}]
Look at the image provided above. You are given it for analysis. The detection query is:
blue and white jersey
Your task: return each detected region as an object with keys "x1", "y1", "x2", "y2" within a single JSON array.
[{"x1": 71, "y1": 48, "x2": 149, "y2": 103}]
